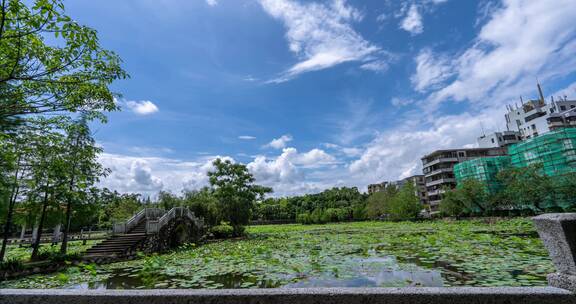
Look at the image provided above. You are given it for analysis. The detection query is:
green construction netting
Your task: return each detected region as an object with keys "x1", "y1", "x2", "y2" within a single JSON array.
[
  {"x1": 454, "y1": 156, "x2": 511, "y2": 194},
  {"x1": 509, "y1": 128, "x2": 576, "y2": 176}
]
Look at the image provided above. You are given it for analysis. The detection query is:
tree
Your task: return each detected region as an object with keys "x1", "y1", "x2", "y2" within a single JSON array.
[
  {"x1": 28, "y1": 124, "x2": 65, "y2": 260},
  {"x1": 365, "y1": 185, "x2": 397, "y2": 219},
  {"x1": 497, "y1": 164, "x2": 554, "y2": 213},
  {"x1": 458, "y1": 179, "x2": 490, "y2": 215},
  {"x1": 0, "y1": 0, "x2": 128, "y2": 130},
  {"x1": 208, "y1": 159, "x2": 271, "y2": 236},
  {"x1": 439, "y1": 187, "x2": 465, "y2": 217},
  {"x1": 183, "y1": 187, "x2": 220, "y2": 226},
  {"x1": 386, "y1": 182, "x2": 422, "y2": 221},
  {"x1": 60, "y1": 117, "x2": 107, "y2": 254}
]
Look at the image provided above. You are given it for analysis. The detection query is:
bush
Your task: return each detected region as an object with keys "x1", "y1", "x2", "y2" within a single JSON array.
[
  {"x1": 296, "y1": 213, "x2": 311, "y2": 224},
  {"x1": 0, "y1": 258, "x2": 24, "y2": 272},
  {"x1": 210, "y1": 222, "x2": 234, "y2": 239},
  {"x1": 36, "y1": 250, "x2": 82, "y2": 263}
]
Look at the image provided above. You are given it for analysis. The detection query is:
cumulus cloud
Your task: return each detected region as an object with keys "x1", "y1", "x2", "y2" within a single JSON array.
[
  {"x1": 99, "y1": 147, "x2": 338, "y2": 198},
  {"x1": 247, "y1": 147, "x2": 337, "y2": 195},
  {"x1": 429, "y1": 0, "x2": 576, "y2": 106},
  {"x1": 264, "y1": 134, "x2": 293, "y2": 149},
  {"x1": 206, "y1": 0, "x2": 218, "y2": 6},
  {"x1": 98, "y1": 153, "x2": 229, "y2": 197},
  {"x1": 238, "y1": 135, "x2": 257, "y2": 140},
  {"x1": 349, "y1": 107, "x2": 504, "y2": 186},
  {"x1": 400, "y1": 4, "x2": 423, "y2": 35},
  {"x1": 259, "y1": 0, "x2": 381, "y2": 82},
  {"x1": 125, "y1": 100, "x2": 159, "y2": 115}
]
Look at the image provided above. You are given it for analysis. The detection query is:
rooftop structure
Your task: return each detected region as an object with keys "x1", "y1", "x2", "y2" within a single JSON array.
[
  {"x1": 421, "y1": 147, "x2": 507, "y2": 212},
  {"x1": 477, "y1": 131, "x2": 521, "y2": 148},
  {"x1": 504, "y1": 84, "x2": 576, "y2": 139}
]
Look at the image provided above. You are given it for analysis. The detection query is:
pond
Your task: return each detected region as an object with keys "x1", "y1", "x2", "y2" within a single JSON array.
[{"x1": 0, "y1": 219, "x2": 554, "y2": 289}]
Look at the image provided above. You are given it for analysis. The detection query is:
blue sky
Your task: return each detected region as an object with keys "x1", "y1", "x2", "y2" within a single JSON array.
[{"x1": 64, "y1": 0, "x2": 576, "y2": 196}]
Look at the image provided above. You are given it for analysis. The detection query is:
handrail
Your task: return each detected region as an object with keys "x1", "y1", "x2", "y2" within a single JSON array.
[
  {"x1": 146, "y1": 207, "x2": 201, "y2": 234},
  {"x1": 113, "y1": 208, "x2": 165, "y2": 234}
]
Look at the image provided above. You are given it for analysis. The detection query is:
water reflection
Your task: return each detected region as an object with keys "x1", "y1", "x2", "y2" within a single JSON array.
[{"x1": 67, "y1": 255, "x2": 444, "y2": 289}]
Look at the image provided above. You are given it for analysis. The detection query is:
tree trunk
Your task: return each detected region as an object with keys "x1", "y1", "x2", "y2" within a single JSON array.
[
  {"x1": 31, "y1": 185, "x2": 50, "y2": 261},
  {"x1": 0, "y1": 154, "x2": 21, "y2": 262},
  {"x1": 60, "y1": 134, "x2": 79, "y2": 254},
  {"x1": 60, "y1": 195, "x2": 73, "y2": 254}
]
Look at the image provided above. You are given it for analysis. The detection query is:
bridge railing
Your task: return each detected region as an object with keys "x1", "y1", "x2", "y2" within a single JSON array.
[
  {"x1": 113, "y1": 208, "x2": 165, "y2": 234},
  {"x1": 146, "y1": 207, "x2": 198, "y2": 234}
]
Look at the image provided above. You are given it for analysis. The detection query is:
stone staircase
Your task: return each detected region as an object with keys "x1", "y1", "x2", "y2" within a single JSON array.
[
  {"x1": 85, "y1": 221, "x2": 147, "y2": 258},
  {"x1": 84, "y1": 207, "x2": 202, "y2": 260}
]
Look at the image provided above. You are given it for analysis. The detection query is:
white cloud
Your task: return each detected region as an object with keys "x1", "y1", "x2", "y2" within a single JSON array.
[
  {"x1": 264, "y1": 134, "x2": 293, "y2": 149},
  {"x1": 99, "y1": 153, "x2": 233, "y2": 197},
  {"x1": 259, "y1": 0, "x2": 381, "y2": 82},
  {"x1": 400, "y1": 4, "x2": 423, "y2": 35},
  {"x1": 247, "y1": 147, "x2": 337, "y2": 195},
  {"x1": 391, "y1": 97, "x2": 415, "y2": 107},
  {"x1": 349, "y1": 107, "x2": 504, "y2": 186},
  {"x1": 125, "y1": 100, "x2": 159, "y2": 115},
  {"x1": 359, "y1": 60, "x2": 389, "y2": 73},
  {"x1": 100, "y1": 146, "x2": 339, "y2": 198},
  {"x1": 206, "y1": 0, "x2": 218, "y2": 6},
  {"x1": 429, "y1": 0, "x2": 576, "y2": 107},
  {"x1": 238, "y1": 135, "x2": 257, "y2": 140},
  {"x1": 411, "y1": 48, "x2": 454, "y2": 92}
]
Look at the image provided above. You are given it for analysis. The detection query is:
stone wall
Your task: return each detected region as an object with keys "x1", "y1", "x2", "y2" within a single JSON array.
[{"x1": 1, "y1": 287, "x2": 574, "y2": 304}]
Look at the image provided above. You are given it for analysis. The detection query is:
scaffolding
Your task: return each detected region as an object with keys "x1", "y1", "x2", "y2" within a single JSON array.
[
  {"x1": 508, "y1": 128, "x2": 576, "y2": 176},
  {"x1": 453, "y1": 156, "x2": 511, "y2": 194}
]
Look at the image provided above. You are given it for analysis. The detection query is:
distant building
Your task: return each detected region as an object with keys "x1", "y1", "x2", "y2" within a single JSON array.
[
  {"x1": 477, "y1": 131, "x2": 521, "y2": 148},
  {"x1": 367, "y1": 175, "x2": 428, "y2": 208},
  {"x1": 421, "y1": 147, "x2": 507, "y2": 212},
  {"x1": 504, "y1": 84, "x2": 576, "y2": 139},
  {"x1": 367, "y1": 181, "x2": 389, "y2": 194}
]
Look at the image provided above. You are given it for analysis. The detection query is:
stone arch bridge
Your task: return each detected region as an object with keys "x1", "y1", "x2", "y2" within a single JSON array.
[{"x1": 85, "y1": 207, "x2": 204, "y2": 259}]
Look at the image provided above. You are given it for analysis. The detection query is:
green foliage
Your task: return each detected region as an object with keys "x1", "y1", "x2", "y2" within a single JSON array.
[
  {"x1": 365, "y1": 186, "x2": 398, "y2": 219},
  {"x1": 0, "y1": 257, "x2": 24, "y2": 272},
  {"x1": 254, "y1": 187, "x2": 367, "y2": 223},
  {"x1": 496, "y1": 164, "x2": 554, "y2": 212},
  {"x1": 210, "y1": 222, "x2": 235, "y2": 239},
  {"x1": 208, "y1": 159, "x2": 271, "y2": 236},
  {"x1": 0, "y1": 0, "x2": 128, "y2": 128},
  {"x1": 439, "y1": 187, "x2": 465, "y2": 217},
  {"x1": 386, "y1": 182, "x2": 422, "y2": 221}
]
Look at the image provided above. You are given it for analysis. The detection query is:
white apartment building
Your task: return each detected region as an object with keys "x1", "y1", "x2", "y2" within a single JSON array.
[
  {"x1": 477, "y1": 131, "x2": 521, "y2": 148},
  {"x1": 505, "y1": 84, "x2": 576, "y2": 139}
]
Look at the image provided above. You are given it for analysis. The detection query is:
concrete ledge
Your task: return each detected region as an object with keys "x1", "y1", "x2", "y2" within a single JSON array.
[
  {"x1": 549, "y1": 273, "x2": 576, "y2": 294},
  {"x1": 1, "y1": 287, "x2": 575, "y2": 304}
]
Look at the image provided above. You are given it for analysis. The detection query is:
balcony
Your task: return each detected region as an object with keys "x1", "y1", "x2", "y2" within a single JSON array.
[
  {"x1": 426, "y1": 178, "x2": 456, "y2": 187},
  {"x1": 422, "y1": 157, "x2": 458, "y2": 167},
  {"x1": 424, "y1": 167, "x2": 453, "y2": 177}
]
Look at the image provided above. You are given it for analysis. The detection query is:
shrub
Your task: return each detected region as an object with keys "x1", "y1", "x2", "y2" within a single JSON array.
[
  {"x1": 0, "y1": 258, "x2": 24, "y2": 272},
  {"x1": 210, "y1": 222, "x2": 234, "y2": 239},
  {"x1": 296, "y1": 213, "x2": 311, "y2": 224}
]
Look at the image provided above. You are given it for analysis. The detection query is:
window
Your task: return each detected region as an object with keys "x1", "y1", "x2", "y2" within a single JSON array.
[
  {"x1": 458, "y1": 151, "x2": 465, "y2": 157},
  {"x1": 532, "y1": 124, "x2": 536, "y2": 130},
  {"x1": 571, "y1": 105, "x2": 575, "y2": 109},
  {"x1": 491, "y1": 138, "x2": 495, "y2": 143},
  {"x1": 561, "y1": 105, "x2": 567, "y2": 111}
]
